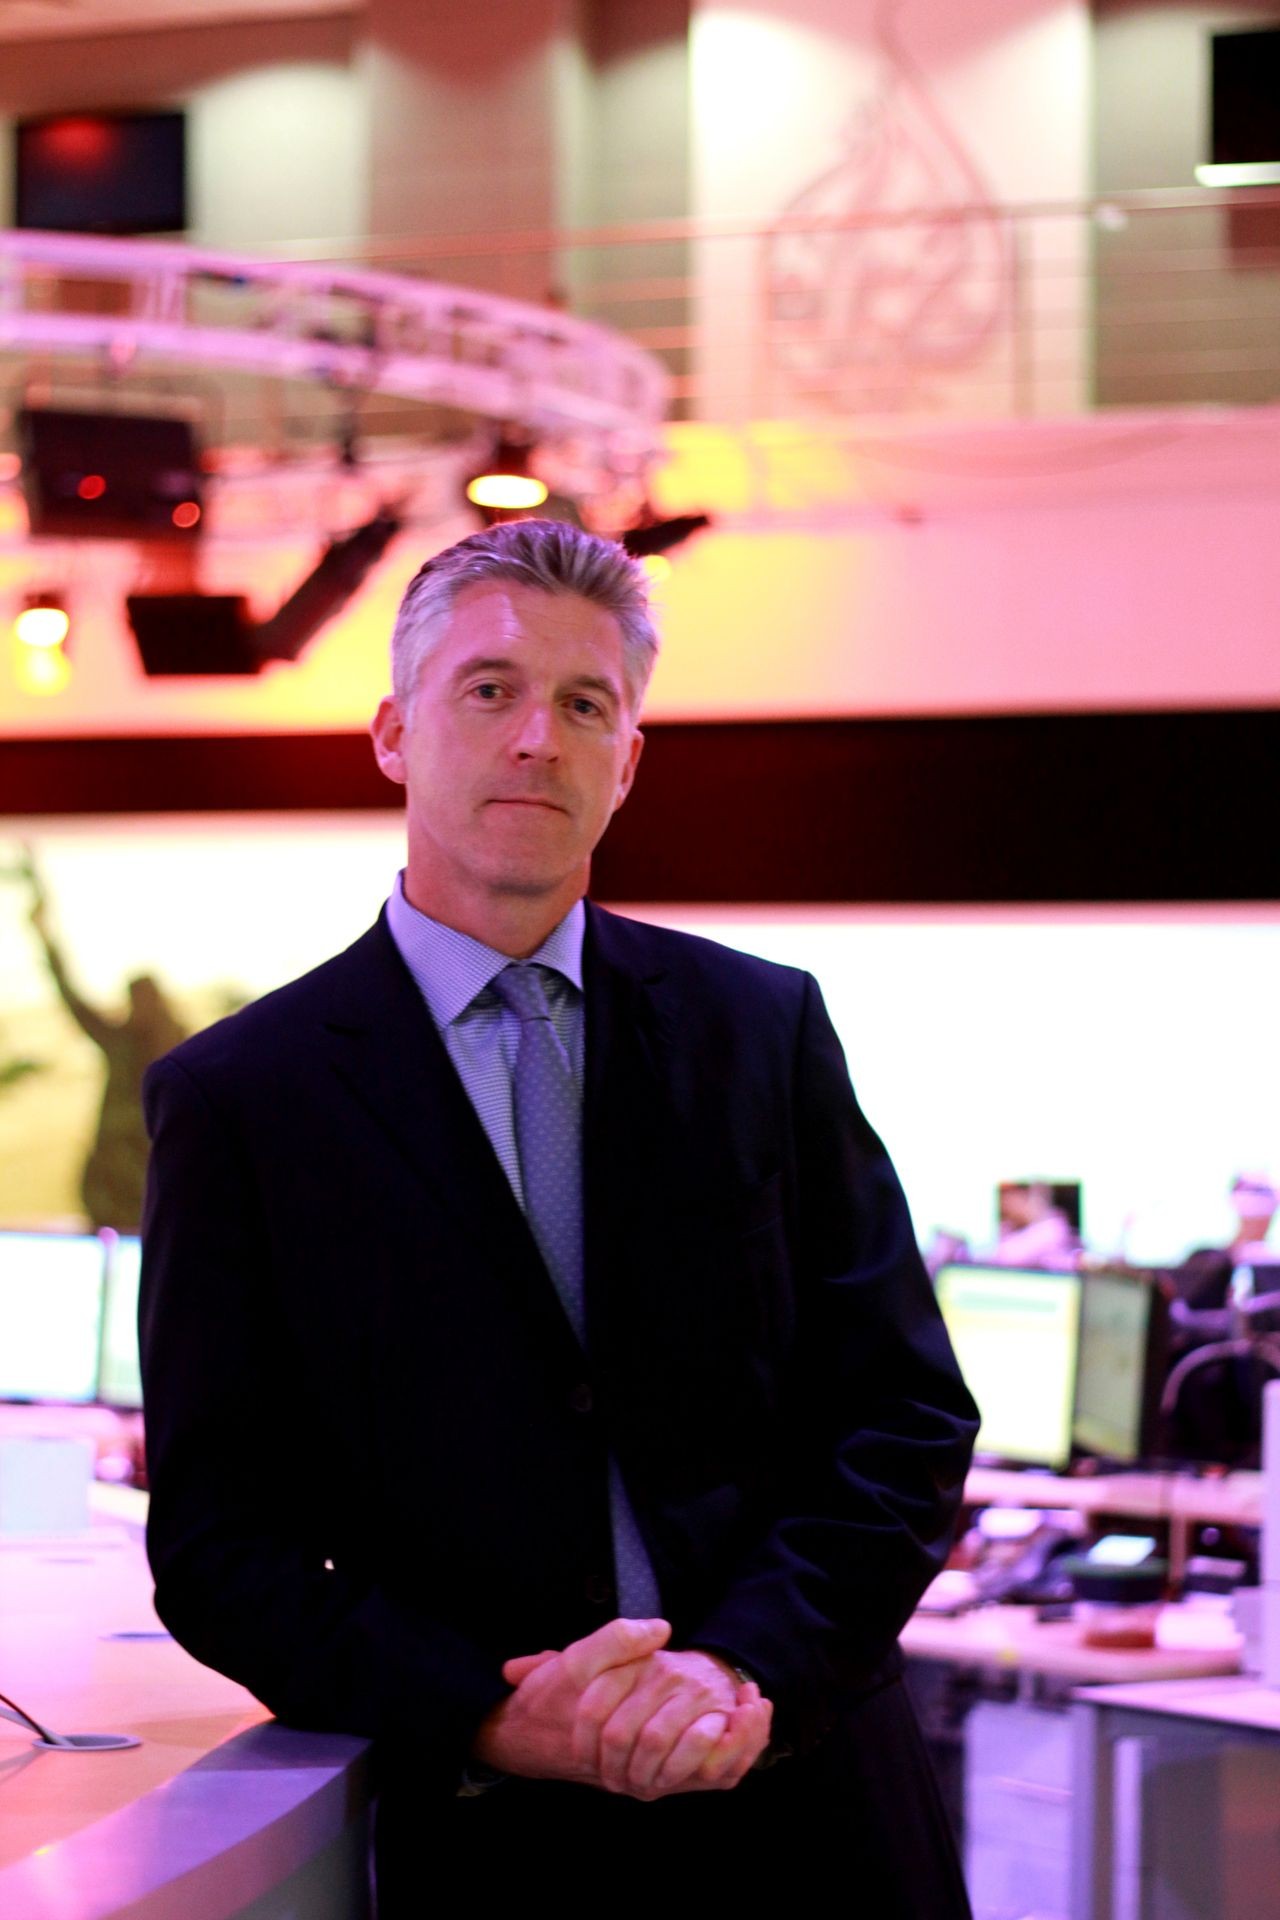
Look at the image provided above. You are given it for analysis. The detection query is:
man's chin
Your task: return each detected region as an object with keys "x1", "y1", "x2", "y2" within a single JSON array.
[{"x1": 481, "y1": 859, "x2": 587, "y2": 901}]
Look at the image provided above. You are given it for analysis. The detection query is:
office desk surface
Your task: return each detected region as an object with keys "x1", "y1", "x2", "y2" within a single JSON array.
[
  {"x1": 901, "y1": 1605, "x2": 1243, "y2": 1684},
  {"x1": 1074, "y1": 1672, "x2": 1280, "y2": 1730},
  {"x1": 0, "y1": 1493, "x2": 369, "y2": 1919}
]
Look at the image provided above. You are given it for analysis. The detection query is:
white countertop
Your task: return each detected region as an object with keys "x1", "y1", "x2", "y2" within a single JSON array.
[
  {"x1": 1073, "y1": 1673, "x2": 1280, "y2": 1731},
  {"x1": 0, "y1": 1487, "x2": 370, "y2": 1919}
]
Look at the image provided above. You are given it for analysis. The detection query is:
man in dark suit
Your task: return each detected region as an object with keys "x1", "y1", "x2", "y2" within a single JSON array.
[{"x1": 140, "y1": 520, "x2": 978, "y2": 1908}]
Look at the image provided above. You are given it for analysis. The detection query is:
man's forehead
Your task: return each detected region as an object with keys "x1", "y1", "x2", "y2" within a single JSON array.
[{"x1": 434, "y1": 580, "x2": 626, "y2": 673}]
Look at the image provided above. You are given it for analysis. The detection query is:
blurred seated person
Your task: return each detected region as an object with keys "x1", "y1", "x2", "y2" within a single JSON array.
[
  {"x1": 922, "y1": 1228, "x2": 970, "y2": 1279},
  {"x1": 1173, "y1": 1172, "x2": 1278, "y2": 1312},
  {"x1": 986, "y1": 1180, "x2": 1081, "y2": 1271},
  {"x1": 1226, "y1": 1171, "x2": 1279, "y2": 1266},
  {"x1": 1161, "y1": 1173, "x2": 1280, "y2": 1464}
]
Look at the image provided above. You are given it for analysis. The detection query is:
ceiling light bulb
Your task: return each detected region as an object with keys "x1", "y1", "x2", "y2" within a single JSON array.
[
  {"x1": 465, "y1": 473, "x2": 549, "y2": 510},
  {"x1": 15, "y1": 604, "x2": 70, "y2": 648}
]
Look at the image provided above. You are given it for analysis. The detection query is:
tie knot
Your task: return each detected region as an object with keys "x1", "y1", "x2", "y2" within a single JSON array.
[{"x1": 490, "y1": 962, "x2": 555, "y2": 1024}]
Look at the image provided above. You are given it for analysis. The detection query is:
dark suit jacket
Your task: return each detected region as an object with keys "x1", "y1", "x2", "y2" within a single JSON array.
[{"x1": 139, "y1": 902, "x2": 978, "y2": 1797}]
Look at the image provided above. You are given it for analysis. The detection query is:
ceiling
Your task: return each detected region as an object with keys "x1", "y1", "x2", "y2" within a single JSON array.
[{"x1": 0, "y1": 0, "x2": 351, "y2": 43}]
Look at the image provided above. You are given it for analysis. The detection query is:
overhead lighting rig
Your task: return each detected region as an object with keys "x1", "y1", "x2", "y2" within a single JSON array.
[
  {"x1": 127, "y1": 505, "x2": 402, "y2": 675},
  {"x1": 0, "y1": 231, "x2": 673, "y2": 679}
]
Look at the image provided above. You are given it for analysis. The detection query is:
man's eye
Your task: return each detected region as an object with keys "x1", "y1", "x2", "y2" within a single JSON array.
[
  {"x1": 471, "y1": 683, "x2": 503, "y2": 701},
  {"x1": 569, "y1": 697, "x2": 601, "y2": 717}
]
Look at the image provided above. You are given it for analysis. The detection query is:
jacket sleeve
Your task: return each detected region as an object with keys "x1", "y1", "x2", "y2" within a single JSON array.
[
  {"x1": 687, "y1": 972, "x2": 980, "y2": 1751},
  {"x1": 139, "y1": 1054, "x2": 509, "y2": 1780}
]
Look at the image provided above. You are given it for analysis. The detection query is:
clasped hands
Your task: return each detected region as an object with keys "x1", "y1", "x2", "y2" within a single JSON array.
[{"x1": 471, "y1": 1617, "x2": 772, "y2": 1801}]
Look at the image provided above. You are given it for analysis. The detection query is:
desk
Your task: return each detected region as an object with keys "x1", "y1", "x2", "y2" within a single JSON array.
[
  {"x1": 902, "y1": 1608, "x2": 1244, "y2": 1920},
  {"x1": 902, "y1": 1606, "x2": 1243, "y2": 1688},
  {"x1": 0, "y1": 1488, "x2": 371, "y2": 1920},
  {"x1": 1070, "y1": 1676, "x2": 1280, "y2": 1920}
]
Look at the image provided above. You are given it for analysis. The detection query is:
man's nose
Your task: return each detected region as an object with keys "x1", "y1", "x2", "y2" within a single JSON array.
[{"x1": 512, "y1": 701, "x2": 559, "y2": 759}]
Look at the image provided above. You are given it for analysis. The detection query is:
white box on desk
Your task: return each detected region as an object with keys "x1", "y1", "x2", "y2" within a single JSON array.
[{"x1": 0, "y1": 1436, "x2": 93, "y2": 1533}]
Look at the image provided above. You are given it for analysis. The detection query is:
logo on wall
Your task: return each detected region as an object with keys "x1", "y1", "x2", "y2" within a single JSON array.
[{"x1": 761, "y1": 1, "x2": 1009, "y2": 413}]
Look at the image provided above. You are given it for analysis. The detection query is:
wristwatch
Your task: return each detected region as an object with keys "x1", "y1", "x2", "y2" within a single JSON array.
[{"x1": 718, "y1": 1658, "x2": 794, "y2": 1768}]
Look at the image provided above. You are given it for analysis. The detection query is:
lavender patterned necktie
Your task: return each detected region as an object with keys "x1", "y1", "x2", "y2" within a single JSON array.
[{"x1": 490, "y1": 962, "x2": 660, "y2": 1619}]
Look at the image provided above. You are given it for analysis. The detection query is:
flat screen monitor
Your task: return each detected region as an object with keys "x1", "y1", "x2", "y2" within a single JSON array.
[
  {"x1": 15, "y1": 110, "x2": 186, "y2": 234},
  {"x1": 1212, "y1": 30, "x2": 1280, "y2": 167},
  {"x1": 1072, "y1": 1269, "x2": 1168, "y2": 1464},
  {"x1": 98, "y1": 1234, "x2": 143, "y2": 1410},
  {"x1": 934, "y1": 1263, "x2": 1082, "y2": 1469},
  {"x1": 0, "y1": 1232, "x2": 105, "y2": 1404}
]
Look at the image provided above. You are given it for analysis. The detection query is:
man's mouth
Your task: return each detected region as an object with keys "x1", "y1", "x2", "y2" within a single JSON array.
[{"x1": 488, "y1": 796, "x2": 567, "y2": 812}]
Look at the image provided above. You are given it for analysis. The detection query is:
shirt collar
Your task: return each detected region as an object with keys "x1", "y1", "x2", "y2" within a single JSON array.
[{"x1": 386, "y1": 872, "x2": 585, "y2": 1031}]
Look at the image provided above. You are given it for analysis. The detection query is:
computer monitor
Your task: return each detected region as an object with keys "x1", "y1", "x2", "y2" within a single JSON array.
[
  {"x1": 98, "y1": 1234, "x2": 143, "y2": 1410},
  {"x1": 1072, "y1": 1268, "x2": 1168, "y2": 1464},
  {"x1": 15, "y1": 109, "x2": 187, "y2": 235},
  {"x1": 934, "y1": 1263, "x2": 1082, "y2": 1469},
  {"x1": 0, "y1": 1232, "x2": 105, "y2": 1404}
]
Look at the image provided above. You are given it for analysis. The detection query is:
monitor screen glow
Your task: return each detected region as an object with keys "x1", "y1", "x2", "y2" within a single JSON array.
[
  {"x1": 0, "y1": 1232, "x2": 105, "y2": 1403},
  {"x1": 934, "y1": 1263, "x2": 1081, "y2": 1469},
  {"x1": 99, "y1": 1234, "x2": 143, "y2": 1410},
  {"x1": 1072, "y1": 1270, "x2": 1154, "y2": 1463}
]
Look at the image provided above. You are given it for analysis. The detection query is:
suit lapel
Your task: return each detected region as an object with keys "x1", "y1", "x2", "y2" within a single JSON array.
[
  {"x1": 581, "y1": 904, "x2": 688, "y2": 1340},
  {"x1": 318, "y1": 916, "x2": 583, "y2": 1359}
]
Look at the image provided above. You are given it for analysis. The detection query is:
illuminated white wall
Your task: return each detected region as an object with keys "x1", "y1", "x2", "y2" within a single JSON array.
[
  {"x1": 191, "y1": 60, "x2": 368, "y2": 249},
  {"x1": 627, "y1": 903, "x2": 1280, "y2": 1266},
  {"x1": 3, "y1": 812, "x2": 1273, "y2": 1265}
]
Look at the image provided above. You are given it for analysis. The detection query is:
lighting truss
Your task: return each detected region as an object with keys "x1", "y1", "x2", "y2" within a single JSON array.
[{"x1": 0, "y1": 229, "x2": 669, "y2": 490}]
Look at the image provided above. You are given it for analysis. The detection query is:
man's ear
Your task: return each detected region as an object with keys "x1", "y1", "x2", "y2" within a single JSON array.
[
  {"x1": 370, "y1": 696, "x2": 408, "y2": 787},
  {"x1": 612, "y1": 727, "x2": 644, "y2": 814}
]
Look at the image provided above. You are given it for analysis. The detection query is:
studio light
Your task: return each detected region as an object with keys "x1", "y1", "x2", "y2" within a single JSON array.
[
  {"x1": 14, "y1": 592, "x2": 70, "y2": 650},
  {"x1": 12, "y1": 591, "x2": 72, "y2": 695},
  {"x1": 464, "y1": 435, "x2": 549, "y2": 513}
]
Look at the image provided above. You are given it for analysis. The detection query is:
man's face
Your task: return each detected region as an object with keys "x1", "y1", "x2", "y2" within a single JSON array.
[
  {"x1": 1231, "y1": 1182, "x2": 1277, "y2": 1241},
  {"x1": 372, "y1": 581, "x2": 643, "y2": 919},
  {"x1": 998, "y1": 1185, "x2": 1036, "y2": 1230}
]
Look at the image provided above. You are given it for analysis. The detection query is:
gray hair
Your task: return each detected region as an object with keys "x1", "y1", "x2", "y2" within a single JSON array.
[{"x1": 390, "y1": 519, "x2": 659, "y2": 719}]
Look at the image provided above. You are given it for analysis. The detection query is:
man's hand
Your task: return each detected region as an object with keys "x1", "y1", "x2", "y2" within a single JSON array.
[
  {"x1": 474, "y1": 1619, "x2": 773, "y2": 1800},
  {"x1": 579, "y1": 1646, "x2": 771, "y2": 1800},
  {"x1": 472, "y1": 1615, "x2": 669, "y2": 1784}
]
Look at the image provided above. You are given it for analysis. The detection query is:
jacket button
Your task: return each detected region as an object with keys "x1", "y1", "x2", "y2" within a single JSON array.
[
  {"x1": 569, "y1": 1382, "x2": 593, "y2": 1414},
  {"x1": 584, "y1": 1573, "x2": 615, "y2": 1607}
]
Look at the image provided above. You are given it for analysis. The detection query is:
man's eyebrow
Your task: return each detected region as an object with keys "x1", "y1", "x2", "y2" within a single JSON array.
[
  {"x1": 450, "y1": 654, "x2": 522, "y2": 683},
  {"x1": 569, "y1": 673, "x2": 622, "y2": 704}
]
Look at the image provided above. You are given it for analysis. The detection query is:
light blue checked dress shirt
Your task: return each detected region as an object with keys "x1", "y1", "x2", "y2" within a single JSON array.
[{"x1": 384, "y1": 874, "x2": 661, "y2": 1618}]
